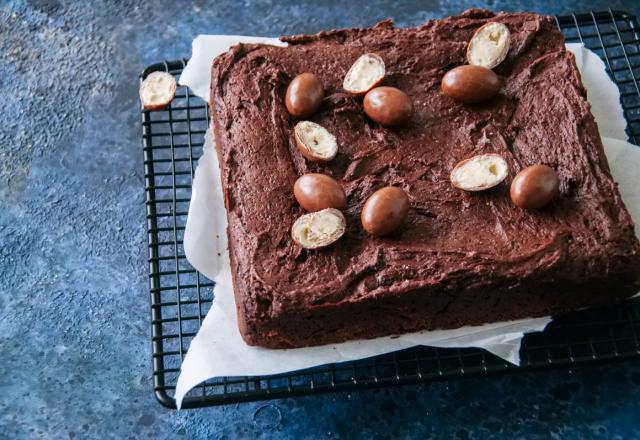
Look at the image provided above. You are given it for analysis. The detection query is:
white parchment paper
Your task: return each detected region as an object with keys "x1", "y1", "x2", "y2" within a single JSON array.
[{"x1": 174, "y1": 36, "x2": 637, "y2": 408}]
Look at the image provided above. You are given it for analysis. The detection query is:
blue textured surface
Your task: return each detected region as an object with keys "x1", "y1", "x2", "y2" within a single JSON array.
[{"x1": 1, "y1": 0, "x2": 640, "y2": 438}]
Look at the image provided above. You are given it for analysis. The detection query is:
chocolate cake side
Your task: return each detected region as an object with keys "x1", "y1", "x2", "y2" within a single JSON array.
[{"x1": 210, "y1": 9, "x2": 640, "y2": 348}]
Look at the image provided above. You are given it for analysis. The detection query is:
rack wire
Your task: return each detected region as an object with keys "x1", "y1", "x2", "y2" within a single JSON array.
[{"x1": 141, "y1": 10, "x2": 640, "y2": 408}]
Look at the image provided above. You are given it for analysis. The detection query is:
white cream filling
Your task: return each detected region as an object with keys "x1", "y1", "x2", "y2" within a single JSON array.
[
  {"x1": 292, "y1": 209, "x2": 345, "y2": 248},
  {"x1": 451, "y1": 154, "x2": 508, "y2": 190},
  {"x1": 295, "y1": 121, "x2": 338, "y2": 159},
  {"x1": 467, "y1": 22, "x2": 510, "y2": 69},
  {"x1": 140, "y1": 72, "x2": 176, "y2": 105},
  {"x1": 343, "y1": 54, "x2": 385, "y2": 92}
]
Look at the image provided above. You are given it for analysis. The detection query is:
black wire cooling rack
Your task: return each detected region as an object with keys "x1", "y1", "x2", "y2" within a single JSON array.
[{"x1": 141, "y1": 10, "x2": 640, "y2": 409}]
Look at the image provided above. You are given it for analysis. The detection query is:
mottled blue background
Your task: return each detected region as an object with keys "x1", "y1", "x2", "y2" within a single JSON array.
[{"x1": 1, "y1": 0, "x2": 640, "y2": 438}]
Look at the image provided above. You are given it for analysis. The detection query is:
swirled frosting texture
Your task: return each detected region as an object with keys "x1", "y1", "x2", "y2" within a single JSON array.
[{"x1": 210, "y1": 9, "x2": 640, "y2": 348}]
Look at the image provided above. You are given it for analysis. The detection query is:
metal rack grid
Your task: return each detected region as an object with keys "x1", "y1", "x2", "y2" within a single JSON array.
[{"x1": 141, "y1": 10, "x2": 640, "y2": 409}]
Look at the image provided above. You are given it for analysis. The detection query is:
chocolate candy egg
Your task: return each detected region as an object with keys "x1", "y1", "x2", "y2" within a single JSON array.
[
  {"x1": 294, "y1": 173, "x2": 347, "y2": 212},
  {"x1": 466, "y1": 22, "x2": 511, "y2": 69},
  {"x1": 510, "y1": 164, "x2": 560, "y2": 209},
  {"x1": 343, "y1": 53, "x2": 386, "y2": 95},
  {"x1": 291, "y1": 208, "x2": 346, "y2": 249},
  {"x1": 363, "y1": 86, "x2": 413, "y2": 126},
  {"x1": 441, "y1": 65, "x2": 501, "y2": 104},
  {"x1": 285, "y1": 73, "x2": 324, "y2": 118},
  {"x1": 361, "y1": 186, "x2": 410, "y2": 236},
  {"x1": 294, "y1": 121, "x2": 338, "y2": 162}
]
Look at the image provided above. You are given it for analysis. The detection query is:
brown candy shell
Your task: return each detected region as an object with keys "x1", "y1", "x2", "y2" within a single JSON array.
[
  {"x1": 294, "y1": 173, "x2": 347, "y2": 212},
  {"x1": 361, "y1": 186, "x2": 410, "y2": 236},
  {"x1": 510, "y1": 164, "x2": 560, "y2": 209},
  {"x1": 441, "y1": 65, "x2": 501, "y2": 104},
  {"x1": 363, "y1": 87, "x2": 413, "y2": 126},
  {"x1": 285, "y1": 73, "x2": 324, "y2": 118}
]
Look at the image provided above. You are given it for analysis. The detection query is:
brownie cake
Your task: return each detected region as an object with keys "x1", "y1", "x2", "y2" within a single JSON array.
[{"x1": 210, "y1": 9, "x2": 640, "y2": 348}]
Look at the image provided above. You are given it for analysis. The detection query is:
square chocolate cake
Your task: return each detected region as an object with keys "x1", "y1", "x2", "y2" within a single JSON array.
[{"x1": 210, "y1": 9, "x2": 640, "y2": 348}]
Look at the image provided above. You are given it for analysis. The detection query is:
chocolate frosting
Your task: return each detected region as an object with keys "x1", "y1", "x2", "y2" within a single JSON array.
[{"x1": 211, "y1": 9, "x2": 640, "y2": 347}]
